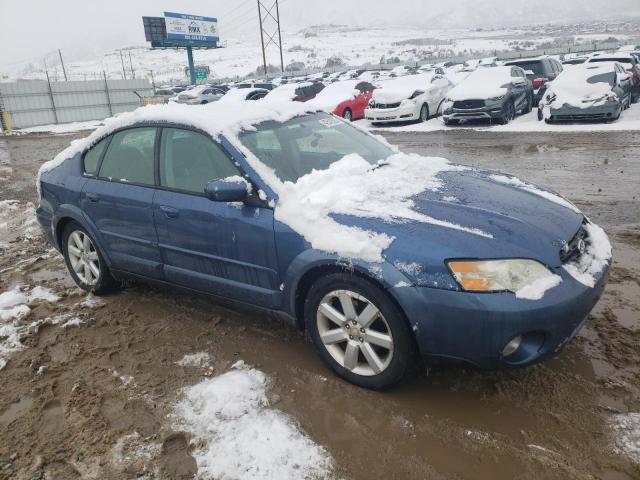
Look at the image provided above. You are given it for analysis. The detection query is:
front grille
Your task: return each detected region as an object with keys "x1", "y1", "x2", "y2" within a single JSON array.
[
  {"x1": 370, "y1": 102, "x2": 401, "y2": 109},
  {"x1": 553, "y1": 113, "x2": 609, "y2": 121},
  {"x1": 560, "y1": 220, "x2": 588, "y2": 264},
  {"x1": 453, "y1": 99, "x2": 485, "y2": 109}
]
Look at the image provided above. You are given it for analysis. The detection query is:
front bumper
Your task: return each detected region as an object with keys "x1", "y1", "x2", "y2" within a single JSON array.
[
  {"x1": 442, "y1": 103, "x2": 504, "y2": 122},
  {"x1": 545, "y1": 101, "x2": 621, "y2": 122},
  {"x1": 365, "y1": 104, "x2": 418, "y2": 122},
  {"x1": 393, "y1": 264, "x2": 609, "y2": 369}
]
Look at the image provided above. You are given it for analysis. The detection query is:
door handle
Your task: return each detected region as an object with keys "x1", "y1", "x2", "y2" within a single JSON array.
[
  {"x1": 159, "y1": 205, "x2": 179, "y2": 218},
  {"x1": 86, "y1": 192, "x2": 99, "y2": 202}
]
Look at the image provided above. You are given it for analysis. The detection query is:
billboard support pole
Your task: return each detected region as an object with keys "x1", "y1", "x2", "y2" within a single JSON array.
[
  {"x1": 187, "y1": 47, "x2": 197, "y2": 85},
  {"x1": 275, "y1": 0, "x2": 284, "y2": 72}
]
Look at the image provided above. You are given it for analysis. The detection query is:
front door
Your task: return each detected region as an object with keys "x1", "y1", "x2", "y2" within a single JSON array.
[
  {"x1": 152, "y1": 127, "x2": 281, "y2": 308},
  {"x1": 82, "y1": 126, "x2": 162, "y2": 279}
]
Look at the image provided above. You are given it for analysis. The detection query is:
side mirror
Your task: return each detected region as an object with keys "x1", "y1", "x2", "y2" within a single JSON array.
[{"x1": 205, "y1": 179, "x2": 249, "y2": 202}]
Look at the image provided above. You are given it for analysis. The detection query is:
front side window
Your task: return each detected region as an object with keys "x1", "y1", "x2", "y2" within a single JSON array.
[
  {"x1": 160, "y1": 128, "x2": 240, "y2": 194},
  {"x1": 98, "y1": 127, "x2": 156, "y2": 185},
  {"x1": 239, "y1": 113, "x2": 394, "y2": 183},
  {"x1": 83, "y1": 137, "x2": 109, "y2": 175}
]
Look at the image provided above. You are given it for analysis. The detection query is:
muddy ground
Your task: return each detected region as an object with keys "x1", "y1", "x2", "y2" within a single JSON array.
[{"x1": 0, "y1": 129, "x2": 639, "y2": 480}]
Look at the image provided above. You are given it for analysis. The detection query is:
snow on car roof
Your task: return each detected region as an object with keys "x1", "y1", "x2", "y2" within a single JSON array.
[
  {"x1": 219, "y1": 87, "x2": 268, "y2": 103},
  {"x1": 37, "y1": 101, "x2": 314, "y2": 192},
  {"x1": 264, "y1": 82, "x2": 312, "y2": 101},
  {"x1": 371, "y1": 73, "x2": 435, "y2": 102},
  {"x1": 306, "y1": 80, "x2": 360, "y2": 111}
]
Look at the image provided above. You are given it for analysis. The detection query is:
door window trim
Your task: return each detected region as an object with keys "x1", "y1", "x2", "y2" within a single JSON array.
[{"x1": 82, "y1": 135, "x2": 113, "y2": 178}]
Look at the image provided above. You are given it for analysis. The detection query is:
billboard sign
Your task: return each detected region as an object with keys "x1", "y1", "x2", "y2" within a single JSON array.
[{"x1": 164, "y1": 12, "x2": 218, "y2": 44}]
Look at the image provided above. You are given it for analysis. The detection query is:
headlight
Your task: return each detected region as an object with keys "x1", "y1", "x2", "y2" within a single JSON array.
[
  {"x1": 488, "y1": 95, "x2": 505, "y2": 101},
  {"x1": 368, "y1": 99, "x2": 375, "y2": 107},
  {"x1": 545, "y1": 93, "x2": 556, "y2": 105},
  {"x1": 447, "y1": 259, "x2": 555, "y2": 293}
]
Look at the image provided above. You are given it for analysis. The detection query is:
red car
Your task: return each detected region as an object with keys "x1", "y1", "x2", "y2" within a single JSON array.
[{"x1": 308, "y1": 80, "x2": 376, "y2": 121}]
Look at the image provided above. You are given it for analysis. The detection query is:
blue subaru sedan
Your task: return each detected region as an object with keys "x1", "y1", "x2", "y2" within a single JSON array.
[{"x1": 36, "y1": 102, "x2": 611, "y2": 388}]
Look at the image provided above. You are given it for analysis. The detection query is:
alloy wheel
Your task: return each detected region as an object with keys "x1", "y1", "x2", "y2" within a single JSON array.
[
  {"x1": 67, "y1": 230, "x2": 100, "y2": 286},
  {"x1": 420, "y1": 104, "x2": 428, "y2": 122},
  {"x1": 316, "y1": 289, "x2": 394, "y2": 376},
  {"x1": 343, "y1": 109, "x2": 352, "y2": 121}
]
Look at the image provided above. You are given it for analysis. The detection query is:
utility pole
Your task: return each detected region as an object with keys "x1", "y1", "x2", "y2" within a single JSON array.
[
  {"x1": 58, "y1": 49, "x2": 68, "y2": 81},
  {"x1": 257, "y1": 0, "x2": 285, "y2": 75},
  {"x1": 119, "y1": 50, "x2": 127, "y2": 80},
  {"x1": 128, "y1": 51, "x2": 135, "y2": 79}
]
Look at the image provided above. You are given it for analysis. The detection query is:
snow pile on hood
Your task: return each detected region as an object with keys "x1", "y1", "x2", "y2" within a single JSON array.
[
  {"x1": 447, "y1": 66, "x2": 513, "y2": 101},
  {"x1": 264, "y1": 82, "x2": 312, "y2": 102},
  {"x1": 271, "y1": 153, "x2": 492, "y2": 262},
  {"x1": 489, "y1": 174, "x2": 581, "y2": 213},
  {"x1": 563, "y1": 221, "x2": 612, "y2": 288},
  {"x1": 544, "y1": 62, "x2": 619, "y2": 109},
  {"x1": 306, "y1": 80, "x2": 360, "y2": 112},
  {"x1": 37, "y1": 100, "x2": 313, "y2": 196},
  {"x1": 372, "y1": 73, "x2": 435, "y2": 104},
  {"x1": 610, "y1": 412, "x2": 640, "y2": 464},
  {"x1": 170, "y1": 363, "x2": 332, "y2": 480},
  {"x1": 0, "y1": 285, "x2": 60, "y2": 369}
]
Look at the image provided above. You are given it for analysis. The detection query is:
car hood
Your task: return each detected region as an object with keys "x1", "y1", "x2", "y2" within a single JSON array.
[{"x1": 331, "y1": 168, "x2": 583, "y2": 274}]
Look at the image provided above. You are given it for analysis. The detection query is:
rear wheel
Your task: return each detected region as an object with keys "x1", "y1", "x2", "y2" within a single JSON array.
[
  {"x1": 200, "y1": 100, "x2": 208, "y2": 104},
  {"x1": 443, "y1": 118, "x2": 458, "y2": 126},
  {"x1": 419, "y1": 104, "x2": 429, "y2": 122},
  {"x1": 62, "y1": 222, "x2": 118, "y2": 294},
  {"x1": 342, "y1": 108, "x2": 352, "y2": 121},
  {"x1": 304, "y1": 273, "x2": 417, "y2": 389}
]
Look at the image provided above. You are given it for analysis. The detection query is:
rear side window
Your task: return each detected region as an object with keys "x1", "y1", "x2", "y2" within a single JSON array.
[
  {"x1": 83, "y1": 137, "x2": 109, "y2": 175},
  {"x1": 159, "y1": 128, "x2": 240, "y2": 194},
  {"x1": 99, "y1": 127, "x2": 156, "y2": 185}
]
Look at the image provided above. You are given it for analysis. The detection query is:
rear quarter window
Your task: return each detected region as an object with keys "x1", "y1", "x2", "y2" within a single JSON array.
[{"x1": 83, "y1": 137, "x2": 109, "y2": 175}]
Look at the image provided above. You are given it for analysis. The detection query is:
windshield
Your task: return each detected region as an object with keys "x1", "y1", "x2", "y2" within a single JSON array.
[
  {"x1": 506, "y1": 61, "x2": 544, "y2": 77},
  {"x1": 238, "y1": 113, "x2": 394, "y2": 182}
]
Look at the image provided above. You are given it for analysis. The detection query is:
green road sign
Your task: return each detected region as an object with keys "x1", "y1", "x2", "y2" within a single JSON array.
[{"x1": 195, "y1": 69, "x2": 208, "y2": 81}]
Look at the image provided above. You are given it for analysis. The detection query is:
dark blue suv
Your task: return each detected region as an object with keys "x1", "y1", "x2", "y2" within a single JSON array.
[{"x1": 36, "y1": 104, "x2": 610, "y2": 388}]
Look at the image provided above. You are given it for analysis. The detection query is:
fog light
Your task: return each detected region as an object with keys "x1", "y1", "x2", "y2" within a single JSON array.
[{"x1": 502, "y1": 335, "x2": 522, "y2": 357}]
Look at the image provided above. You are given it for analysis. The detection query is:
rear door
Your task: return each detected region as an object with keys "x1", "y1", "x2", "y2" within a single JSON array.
[
  {"x1": 82, "y1": 126, "x2": 163, "y2": 279},
  {"x1": 152, "y1": 127, "x2": 281, "y2": 307}
]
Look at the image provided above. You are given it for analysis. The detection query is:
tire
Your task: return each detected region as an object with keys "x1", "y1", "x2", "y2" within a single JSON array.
[
  {"x1": 523, "y1": 94, "x2": 533, "y2": 114},
  {"x1": 537, "y1": 107, "x2": 544, "y2": 121},
  {"x1": 201, "y1": 100, "x2": 208, "y2": 104},
  {"x1": 443, "y1": 119, "x2": 458, "y2": 126},
  {"x1": 304, "y1": 273, "x2": 417, "y2": 389},
  {"x1": 62, "y1": 221, "x2": 118, "y2": 295},
  {"x1": 342, "y1": 108, "x2": 352, "y2": 121},
  {"x1": 419, "y1": 104, "x2": 429, "y2": 122},
  {"x1": 498, "y1": 101, "x2": 516, "y2": 125}
]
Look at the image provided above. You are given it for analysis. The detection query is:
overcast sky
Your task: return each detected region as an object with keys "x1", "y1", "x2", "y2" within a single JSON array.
[{"x1": 1, "y1": 0, "x2": 639, "y2": 67}]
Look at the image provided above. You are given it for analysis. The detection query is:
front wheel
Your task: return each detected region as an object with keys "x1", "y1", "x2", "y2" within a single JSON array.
[
  {"x1": 499, "y1": 101, "x2": 516, "y2": 124},
  {"x1": 419, "y1": 104, "x2": 429, "y2": 122},
  {"x1": 62, "y1": 222, "x2": 118, "y2": 294},
  {"x1": 342, "y1": 108, "x2": 352, "y2": 121},
  {"x1": 523, "y1": 94, "x2": 533, "y2": 114},
  {"x1": 304, "y1": 273, "x2": 417, "y2": 389}
]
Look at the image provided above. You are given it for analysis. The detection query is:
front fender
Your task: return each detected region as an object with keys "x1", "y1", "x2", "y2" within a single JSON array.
[
  {"x1": 52, "y1": 204, "x2": 113, "y2": 268},
  {"x1": 282, "y1": 249, "x2": 414, "y2": 318}
]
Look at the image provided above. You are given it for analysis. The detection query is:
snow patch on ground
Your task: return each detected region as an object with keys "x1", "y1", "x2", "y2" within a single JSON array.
[
  {"x1": 563, "y1": 221, "x2": 612, "y2": 288},
  {"x1": 515, "y1": 274, "x2": 562, "y2": 300},
  {"x1": 170, "y1": 363, "x2": 333, "y2": 480},
  {"x1": 489, "y1": 174, "x2": 580, "y2": 213},
  {"x1": 176, "y1": 352, "x2": 212, "y2": 368},
  {"x1": 0, "y1": 200, "x2": 39, "y2": 241},
  {"x1": 0, "y1": 285, "x2": 60, "y2": 369},
  {"x1": 110, "y1": 432, "x2": 161, "y2": 477},
  {"x1": 610, "y1": 412, "x2": 640, "y2": 464}
]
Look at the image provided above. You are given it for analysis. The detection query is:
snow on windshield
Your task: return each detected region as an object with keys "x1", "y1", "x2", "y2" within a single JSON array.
[
  {"x1": 372, "y1": 74, "x2": 435, "y2": 103},
  {"x1": 447, "y1": 66, "x2": 513, "y2": 101},
  {"x1": 264, "y1": 82, "x2": 312, "y2": 101},
  {"x1": 306, "y1": 80, "x2": 360, "y2": 111}
]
